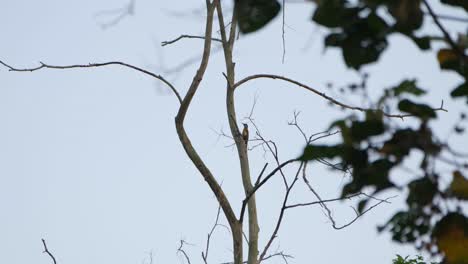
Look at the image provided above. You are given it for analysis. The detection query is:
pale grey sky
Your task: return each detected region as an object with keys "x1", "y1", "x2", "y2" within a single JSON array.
[{"x1": 1, "y1": 1, "x2": 467, "y2": 264}]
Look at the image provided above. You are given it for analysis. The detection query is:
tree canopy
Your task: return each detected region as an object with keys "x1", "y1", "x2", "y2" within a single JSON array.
[{"x1": 236, "y1": 0, "x2": 468, "y2": 263}]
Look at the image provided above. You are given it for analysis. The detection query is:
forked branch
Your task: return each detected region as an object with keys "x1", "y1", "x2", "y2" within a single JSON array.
[
  {"x1": 239, "y1": 158, "x2": 298, "y2": 223},
  {"x1": 178, "y1": 240, "x2": 193, "y2": 264},
  {"x1": 41, "y1": 239, "x2": 57, "y2": 264},
  {"x1": 301, "y1": 164, "x2": 396, "y2": 230}
]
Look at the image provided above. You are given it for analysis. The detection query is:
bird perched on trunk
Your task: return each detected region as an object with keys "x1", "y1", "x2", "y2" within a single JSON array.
[{"x1": 242, "y1": 123, "x2": 249, "y2": 145}]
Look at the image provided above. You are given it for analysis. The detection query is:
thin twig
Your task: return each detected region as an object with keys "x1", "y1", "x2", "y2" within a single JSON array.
[
  {"x1": 301, "y1": 164, "x2": 396, "y2": 229},
  {"x1": 249, "y1": 123, "x2": 289, "y2": 188},
  {"x1": 162, "y1": 35, "x2": 222, "y2": 46},
  {"x1": 288, "y1": 111, "x2": 308, "y2": 142},
  {"x1": 202, "y1": 205, "x2": 224, "y2": 264},
  {"x1": 178, "y1": 240, "x2": 192, "y2": 264},
  {"x1": 254, "y1": 163, "x2": 269, "y2": 186},
  {"x1": 41, "y1": 239, "x2": 57, "y2": 264},
  {"x1": 285, "y1": 192, "x2": 363, "y2": 209},
  {"x1": 262, "y1": 252, "x2": 293, "y2": 263},
  {"x1": 247, "y1": 93, "x2": 259, "y2": 120}
]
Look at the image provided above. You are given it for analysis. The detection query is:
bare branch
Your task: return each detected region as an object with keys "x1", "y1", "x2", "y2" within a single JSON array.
[
  {"x1": 261, "y1": 251, "x2": 293, "y2": 263},
  {"x1": 310, "y1": 130, "x2": 340, "y2": 143},
  {"x1": 239, "y1": 158, "x2": 298, "y2": 223},
  {"x1": 259, "y1": 162, "x2": 303, "y2": 261},
  {"x1": 226, "y1": 2, "x2": 238, "y2": 51},
  {"x1": 248, "y1": 119, "x2": 288, "y2": 188},
  {"x1": 288, "y1": 111, "x2": 308, "y2": 142},
  {"x1": 254, "y1": 163, "x2": 269, "y2": 186},
  {"x1": 285, "y1": 192, "x2": 363, "y2": 209},
  {"x1": 233, "y1": 74, "x2": 448, "y2": 119},
  {"x1": 202, "y1": 205, "x2": 225, "y2": 264},
  {"x1": 334, "y1": 195, "x2": 397, "y2": 230},
  {"x1": 288, "y1": 113, "x2": 343, "y2": 172},
  {"x1": 0, "y1": 60, "x2": 182, "y2": 104},
  {"x1": 178, "y1": 240, "x2": 193, "y2": 264},
  {"x1": 247, "y1": 92, "x2": 259, "y2": 120},
  {"x1": 162, "y1": 35, "x2": 222, "y2": 46},
  {"x1": 41, "y1": 239, "x2": 57, "y2": 264},
  {"x1": 301, "y1": 164, "x2": 396, "y2": 230},
  {"x1": 422, "y1": 11, "x2": 468, "y2": 23},
  {"x1": 422, "y1": 0, "x2": 466, "y2": 58}
]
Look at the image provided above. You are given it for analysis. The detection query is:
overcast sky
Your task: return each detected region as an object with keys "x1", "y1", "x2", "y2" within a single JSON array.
[{"x1": 1, "y1": 1, "x2": 467, "y2": 264}]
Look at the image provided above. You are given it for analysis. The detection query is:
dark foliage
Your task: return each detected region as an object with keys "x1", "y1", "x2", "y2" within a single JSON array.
[{"x1": 237, "y1": 0, "x2": 468, "y2": 262}]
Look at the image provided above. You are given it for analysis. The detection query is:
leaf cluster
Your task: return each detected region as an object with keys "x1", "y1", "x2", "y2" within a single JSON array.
[{"x1": 234, "y1": 0, "x2": 468, "y2": 262}]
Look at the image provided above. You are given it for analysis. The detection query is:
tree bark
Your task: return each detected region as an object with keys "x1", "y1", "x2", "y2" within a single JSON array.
[
  {"x1": 174, "y1": 2, "x2": 244, "y2": 264},
  {"x1": 216, "y1": 3, "x2": 260, "y2": 264}
]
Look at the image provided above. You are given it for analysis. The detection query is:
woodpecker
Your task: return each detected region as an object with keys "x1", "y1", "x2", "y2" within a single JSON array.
[{"x1": 242, "y1": 123, "x2": 249, "y2": 144}]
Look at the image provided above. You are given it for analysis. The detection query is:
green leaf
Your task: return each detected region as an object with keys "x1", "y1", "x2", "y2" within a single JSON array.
[
  {"x1": 357, "y1": 199, "x2": 369, "y2": 214},
  {"x1": 407, "y1": 177, "x2": 438, "y2": 207},
  {"x1": 342, "y1": 158, "x2": 394, "y2": 196},
  {"x1": 327, "y1": 13, "x2": 389, "y2": 69},
  {"x1": 301, "y1": 144, "x2": 342, "y2": 161},
  {"x1": 235, "y1": 0, "x2": 281, "y2": 34},
  {"x1": 393, "y1": 255, "x2": 428, "y2": 264},
  {"x1": 410, "y1": 36, "x2": 431, "y2": 50},
  {"x1": 432, "y1": 213, "x2": 468, "y2": 263},
  {"x1": 393, "y1": 254, "x2": 406, "y2": 264},
  {"x1": 350, "y1": 120, "x2": 385, "y2": 141},
  {"x1": 450, "y1": 171, "x2": 468, "y2": 200},
  {"x1": 379, "y1": 210, "x2": 432, "y2": 243},
  {"x1": 437, "y1": 49, "x2": 458, "y2": 69},
  {"x1": 312, "y1": 0, "x2": 359, "y2": 28},
  {"x1": 324, "y1": 33, "x2": 346, "y2": 47},
  {"x1": 451, "y1": 82, "x2": 468, "y2": 98},
  {"x1": 392, "y1": 79, "x2": 426, "y2": 96},
  {"x1": 441, "y1": 0, "x2": 468, "y2": 11},
  {"x1": 365, "y1": 109, "x2": 384, "y2": 121},
  {"x1": 329, "y1": 120, "x2": 352, "y2": 145},
  {"x1": 398, "y1": 99, "x2": 436, "y2": 119},
  {"x1": 380, "y1": 129, "x2": 418, "y2": 159},
  {"x1": 343, "y1": 147, "x2": 369, "y2": 169},
  {"x1": 437, "y1": 48, "x2": 468, "y2": 77},
  {"x1": 388, "y1": 0, "x2": 423, "y2": 33}
]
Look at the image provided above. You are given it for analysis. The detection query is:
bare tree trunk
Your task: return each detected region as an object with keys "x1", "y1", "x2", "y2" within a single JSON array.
[{"x1": 216, "y1": 3, "x2": 260, "y2": 264}]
